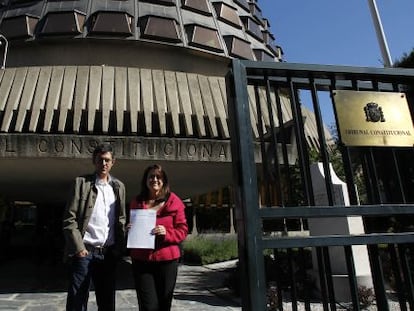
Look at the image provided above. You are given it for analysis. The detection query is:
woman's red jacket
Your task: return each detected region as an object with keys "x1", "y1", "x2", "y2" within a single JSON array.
[{"x1": 129, "y1": 192, "x2": 188, "y2": 261}]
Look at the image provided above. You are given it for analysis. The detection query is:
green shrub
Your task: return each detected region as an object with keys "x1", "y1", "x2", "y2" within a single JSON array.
[
  {"x1": 182, "y1": 234, "x2": 238, "y2": 265},
  {"x1": 266, "y1": 282, "x2": 279, "y2": 311},
  {"x1": 358, "y1": 286, "x2": 375, "y2": 308}
]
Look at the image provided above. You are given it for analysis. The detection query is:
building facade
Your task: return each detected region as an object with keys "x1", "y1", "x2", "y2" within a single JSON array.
[{"x1": 0, "y1": 0, "x2": 328, "y2": 260}]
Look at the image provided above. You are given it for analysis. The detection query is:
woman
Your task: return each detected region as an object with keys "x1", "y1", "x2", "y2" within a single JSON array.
[{"x1": 129, "y1": 164, "x2": 188, "y2": 311}]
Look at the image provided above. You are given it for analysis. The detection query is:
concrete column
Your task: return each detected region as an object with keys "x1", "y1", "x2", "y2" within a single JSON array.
[{"x1": 309, "y1": 163, "x2": 373, "y2": 301}]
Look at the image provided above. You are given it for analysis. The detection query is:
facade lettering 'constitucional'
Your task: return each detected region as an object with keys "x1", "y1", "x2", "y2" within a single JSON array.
[{"x1": 0, "y1": 134, "x2": 231, "y2": 162}]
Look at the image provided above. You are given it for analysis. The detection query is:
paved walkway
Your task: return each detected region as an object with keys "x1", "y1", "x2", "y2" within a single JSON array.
[{"x1": 0, "y1": 259, "x2": 241, "y2": 311}]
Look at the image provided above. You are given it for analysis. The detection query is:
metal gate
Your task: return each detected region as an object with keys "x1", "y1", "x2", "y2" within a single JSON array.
[{"x1": 227, "y1": 59, "x2": 414, "y2": 311}]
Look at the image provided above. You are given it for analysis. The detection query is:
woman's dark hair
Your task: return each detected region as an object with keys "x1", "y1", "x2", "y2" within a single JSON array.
[{"x1": 139, "y1": 164, "x2": 170, "y2": 201}]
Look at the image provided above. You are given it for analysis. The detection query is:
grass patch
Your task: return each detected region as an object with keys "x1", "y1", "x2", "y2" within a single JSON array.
[{"x1": 182, "y1": 234, "x2": 238, "y2": 265}]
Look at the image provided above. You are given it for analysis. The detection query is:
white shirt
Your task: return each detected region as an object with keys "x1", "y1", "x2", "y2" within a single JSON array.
[{"x1": 83, "y1": 177, "x2": 116, "y2": 247}]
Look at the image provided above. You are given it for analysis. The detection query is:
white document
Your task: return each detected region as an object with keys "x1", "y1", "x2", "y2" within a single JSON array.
[{"x1": 127, "y1": 209, "x2": 157, "y2": 249}]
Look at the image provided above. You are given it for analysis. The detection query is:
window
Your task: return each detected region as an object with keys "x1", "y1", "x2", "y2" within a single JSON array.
[
  {"x1": 223, "y1": 35, "x2": 254, "y2": 60},
  {"x1": 233, "y1": 0, "x2": 249, "y2": 11},
  {"x1": 185, "y1": 24, "x2": 222, "y2": 52},
  {"x1": 253, "y1": 49, "x2": 275, "y2": 62},
  {"x1": 262, "y1": 30, "x2": 275, "y2": 45},
  {"x1": 89, "y1": 11, "x2": 133, "y2": 36},
  {"x1": 139, "y1": 0, "x2": 175, "y2": 6},
  {"x1": 181, "y1": 0, "x2": 211, "y2": 16},
  {"x1": 40, "y1": 10, "x2": 85, "y2": 36},
  {"x1": 248, "y1": 2, "x2": 264, "y2": 24},
  {"x1": 0, "y1": 15, "x2": 39, "y2": 39},
  {"x1": 240, "y1": 16, "x2": 263, "y2": 42},
  {"x1": 140, "y1": 15, "x2": 181, "y2": 43},
  {"x1": 212, "y1": 2, "x2": 241, "y2": 29}
]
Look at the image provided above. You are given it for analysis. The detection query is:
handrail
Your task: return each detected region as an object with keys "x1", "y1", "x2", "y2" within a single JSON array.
[{"x1": 259, "y1": 204, "x2": 414, "y2": 218}]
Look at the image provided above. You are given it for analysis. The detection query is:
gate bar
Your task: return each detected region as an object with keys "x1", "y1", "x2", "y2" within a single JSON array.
[{"x1": 228, "y1": 58, "x2": 267, "y2": 311}]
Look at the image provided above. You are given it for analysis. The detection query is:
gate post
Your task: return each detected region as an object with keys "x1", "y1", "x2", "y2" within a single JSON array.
[{"x1": 227, "y1": 59, "x2": 267, "y2": 310}]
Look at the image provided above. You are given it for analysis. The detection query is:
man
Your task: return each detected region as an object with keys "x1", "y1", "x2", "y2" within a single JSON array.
[{"x1": 63, "y1": 144, "x2": 126, "y2": 311}]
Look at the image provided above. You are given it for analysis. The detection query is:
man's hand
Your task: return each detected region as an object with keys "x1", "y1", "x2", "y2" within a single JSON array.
[{"x1": 76, "y1": 249, "x2": 89, "y2": 257}]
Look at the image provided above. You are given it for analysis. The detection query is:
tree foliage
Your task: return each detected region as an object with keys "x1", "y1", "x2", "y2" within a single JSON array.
[{"x1": 394, "y1": 48, "x2": 414, "y2": 68}]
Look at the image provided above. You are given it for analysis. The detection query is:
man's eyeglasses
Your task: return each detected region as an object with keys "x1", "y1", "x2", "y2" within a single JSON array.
[{"x1": 96, "y1": 157, "x2": 112, "y2": 164}]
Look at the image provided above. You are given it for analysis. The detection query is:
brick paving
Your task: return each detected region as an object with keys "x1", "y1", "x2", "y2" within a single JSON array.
[{"x1": 0, "y1": 260, "x2": 241, "y2": 311}]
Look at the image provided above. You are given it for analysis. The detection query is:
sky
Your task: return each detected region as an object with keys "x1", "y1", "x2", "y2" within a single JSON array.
[
  {"x1": 258, "y1": 0, "x2": 414, "y2": 127},
  {"x1": 259, "y1": 0, "x2": 414, "y2": 67}
]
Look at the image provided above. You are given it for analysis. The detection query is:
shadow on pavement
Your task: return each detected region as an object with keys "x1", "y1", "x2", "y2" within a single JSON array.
[
  {"x1": 174, "y1": 293, "x2": 240, "y2": 307},
  {"x1": 0, "y1": 257, "x2": 135, "y2": 294},
  {"x1": 174, "y1": 263, "x2": 240, "y2": 307},
  {"x1": 0, "y1": 258, "x2": 68, "y2": 293},
  {"x1": 0, "y1": 256, "x2": 240, "y2": 308}
]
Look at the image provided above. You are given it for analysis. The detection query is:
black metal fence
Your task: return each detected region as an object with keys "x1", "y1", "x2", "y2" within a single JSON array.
[{"x1": 227, "y1": 59, "x2": 414, "y2": 311}]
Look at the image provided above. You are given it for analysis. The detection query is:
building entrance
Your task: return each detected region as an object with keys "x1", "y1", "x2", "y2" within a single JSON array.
[{"x1": 0, "y1": 201, "x2": 66, "y2": 291}]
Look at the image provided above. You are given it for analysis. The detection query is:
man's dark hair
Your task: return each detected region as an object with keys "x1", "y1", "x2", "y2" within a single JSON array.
[{"x1": 92, "y1": 144, "x2": 114, "y2": 162}]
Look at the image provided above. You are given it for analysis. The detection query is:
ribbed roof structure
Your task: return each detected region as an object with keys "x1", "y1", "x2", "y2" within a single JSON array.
[{"x1": 0, "y1": 65, "x2": 231, "y2": 137}]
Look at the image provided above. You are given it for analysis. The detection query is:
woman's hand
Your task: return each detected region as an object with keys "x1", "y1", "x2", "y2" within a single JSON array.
[{"x1": 152, "y1": 225, "x2": 166, "y2": 236}]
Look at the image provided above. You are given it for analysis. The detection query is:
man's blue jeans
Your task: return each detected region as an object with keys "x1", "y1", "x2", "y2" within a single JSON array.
[{"x1": 66, "y1": 250, "x2": 117, "y2": 311}]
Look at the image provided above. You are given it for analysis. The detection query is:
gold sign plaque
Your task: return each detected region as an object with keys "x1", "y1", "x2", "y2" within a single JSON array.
[{"x1": 334, "y1": 90, "x2": 414, "y2": 147}]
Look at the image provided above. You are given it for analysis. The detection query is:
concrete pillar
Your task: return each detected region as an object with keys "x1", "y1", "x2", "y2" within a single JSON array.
[{"x1": 309, "y1": 163, "x2": 373, "y2": 301}]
